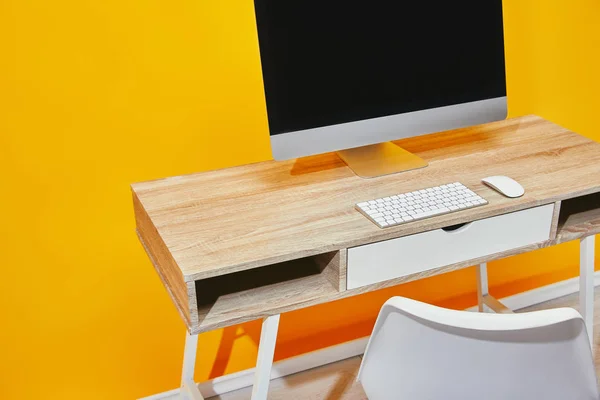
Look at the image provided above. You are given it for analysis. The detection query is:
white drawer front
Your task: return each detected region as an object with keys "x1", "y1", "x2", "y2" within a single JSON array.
[{"x1": 347, "y1": 204, "x2": 554, "y2": 290}]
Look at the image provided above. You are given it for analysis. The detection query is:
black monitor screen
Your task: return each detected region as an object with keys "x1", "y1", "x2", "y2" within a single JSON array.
[{"x1": 254, "y1": 1, "x2": 506, "y2": 136}]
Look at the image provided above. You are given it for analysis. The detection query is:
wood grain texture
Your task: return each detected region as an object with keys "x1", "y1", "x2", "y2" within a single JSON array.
[
  {"x1": 550, "y1": 201, "x2": 562, "y2": 239},
  {"x1": 134, "y1": 192, "x2": 192, "y2": 327},
  {"x1": 187, "y1": 205, "x2": 588, "y2": 332},
  {"x1": 191, "y1": 240, "x2": 553, "y2": 333},
  {"x1": 194, "y1": 272, "x2": 337, "y2": 333},
  {"x1": 132, "y1": 115, "x2": 600, "y2": 283},
  {"x1": 187, "y1": 281, "x2": 199, "y2": 328},
  {"x1": 315, "y1": 250, "x2": 347, "y2": 292},
  {"x1": 208, "y1": 356, "x2": 366, "y2": 400},
  {"x1": 192, "y1": 255, "x2": 344, "y2": 333},
  {"x1": 556, "y1": 192, "x2": 600, "y2": 242},
  {"x1": 132, "y1": 115, "x2": 600, "y2": 333}
]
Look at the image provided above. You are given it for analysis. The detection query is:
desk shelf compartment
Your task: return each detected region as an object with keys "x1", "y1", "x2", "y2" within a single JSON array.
[
  {"x1": 191, "y1": 250, "x2": 347, "y2": 333},
  {"x1": 555, "y1": 192, "x2": 600, "y2": 243}
]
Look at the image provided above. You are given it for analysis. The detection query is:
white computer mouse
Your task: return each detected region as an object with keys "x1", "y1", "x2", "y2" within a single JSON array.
[{"x1": 481, "y1": 176, "x2": 525, "y2": 198}]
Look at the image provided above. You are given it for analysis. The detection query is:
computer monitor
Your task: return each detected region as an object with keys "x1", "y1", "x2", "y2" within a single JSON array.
[{"x1": 253, "y1": 1, "x2": 507, "y2": 177}]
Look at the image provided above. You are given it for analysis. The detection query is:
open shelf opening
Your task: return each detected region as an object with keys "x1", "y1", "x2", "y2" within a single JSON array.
[
  {"x1": 196, "y1": 257, "x2": 329, "y2": 307},
  {"x1": 556, "y1": 192, "x2": 600, "y2": 241},
  {"x1": 193, "y1": 251, "x2": 345, "y2": 331}
]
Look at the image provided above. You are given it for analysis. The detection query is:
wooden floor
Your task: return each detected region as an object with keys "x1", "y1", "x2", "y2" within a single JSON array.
[{"x1": 210, "y1": 288, "x2": 600, "y2": 400}]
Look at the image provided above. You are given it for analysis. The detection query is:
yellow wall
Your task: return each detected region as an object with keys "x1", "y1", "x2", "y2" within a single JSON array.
[{"x1": 1, "y1": 1, "x2": 599, "y2": 398}]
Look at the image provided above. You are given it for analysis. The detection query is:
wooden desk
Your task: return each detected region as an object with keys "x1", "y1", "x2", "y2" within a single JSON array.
[{"x1": 133, "y1": 115, "x2": 600, "y2": 399}]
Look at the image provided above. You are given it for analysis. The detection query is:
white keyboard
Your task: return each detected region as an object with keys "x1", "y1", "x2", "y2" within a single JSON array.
[{"x1": 356, "y1": 182, "x2": 488, "y2": 228}]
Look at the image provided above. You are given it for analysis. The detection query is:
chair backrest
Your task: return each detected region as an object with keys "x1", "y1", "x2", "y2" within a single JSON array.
[{"x1": 358, "y1": 297, "x2": 598, "y2": 400}]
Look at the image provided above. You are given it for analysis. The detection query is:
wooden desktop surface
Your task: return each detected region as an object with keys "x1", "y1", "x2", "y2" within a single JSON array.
[{"x1": 132, "y1": 115, "x2": 600, "y2": 283}]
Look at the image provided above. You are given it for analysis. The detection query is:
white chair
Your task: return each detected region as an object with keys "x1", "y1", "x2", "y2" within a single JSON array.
[{"x1": 358, "y1": 296, "x2": 598, "y2": 400}]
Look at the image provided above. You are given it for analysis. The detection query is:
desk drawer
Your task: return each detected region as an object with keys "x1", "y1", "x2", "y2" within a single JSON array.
[{"x1": 347, "y1": 204, "x2": 554, "y2": 289}]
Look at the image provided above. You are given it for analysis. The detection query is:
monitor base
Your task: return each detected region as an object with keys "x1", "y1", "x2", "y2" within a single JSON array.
[{"x1": 337, "y1": 142, "x2": 428, "y2": 178}]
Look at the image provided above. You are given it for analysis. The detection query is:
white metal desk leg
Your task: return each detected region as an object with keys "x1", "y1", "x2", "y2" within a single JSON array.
[
  {"x1": 580, "y1": 235, "x2": 595, "y2": 349},
  {"x1": 251, "y1": 314, "x2": 280, "y2": 400},
  {"x1": 181, "y1": 331, "x2": 204, "y2": 400},
  {"x1": 476, "y1": 263, "x2": 489, "y2": 313}
]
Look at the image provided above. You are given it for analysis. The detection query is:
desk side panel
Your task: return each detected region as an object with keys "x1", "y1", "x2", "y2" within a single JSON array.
[
  {"x1": 315, "y1": 249, "x2": 347, "y2": 291},
  {"x1": 133, "y1": 191, "x2": 194, "y2": 330},
  {"x1": 549, "y1": 201, "x2": 562, "y2": 239}
]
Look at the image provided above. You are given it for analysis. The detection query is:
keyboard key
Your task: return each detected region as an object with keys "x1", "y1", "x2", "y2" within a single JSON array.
[{"x1": 413, "y1": 207, "x2": 450, "y2": 220}]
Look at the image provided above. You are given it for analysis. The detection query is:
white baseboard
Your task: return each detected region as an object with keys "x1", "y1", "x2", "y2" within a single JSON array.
[{"x1": 139, "y1": 272, "x2": 600, "y2": 400}]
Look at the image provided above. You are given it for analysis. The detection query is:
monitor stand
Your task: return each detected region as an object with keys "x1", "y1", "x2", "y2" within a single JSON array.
[{"x1": 336, "y1": 142, "x2": 428, "y2": 178}]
